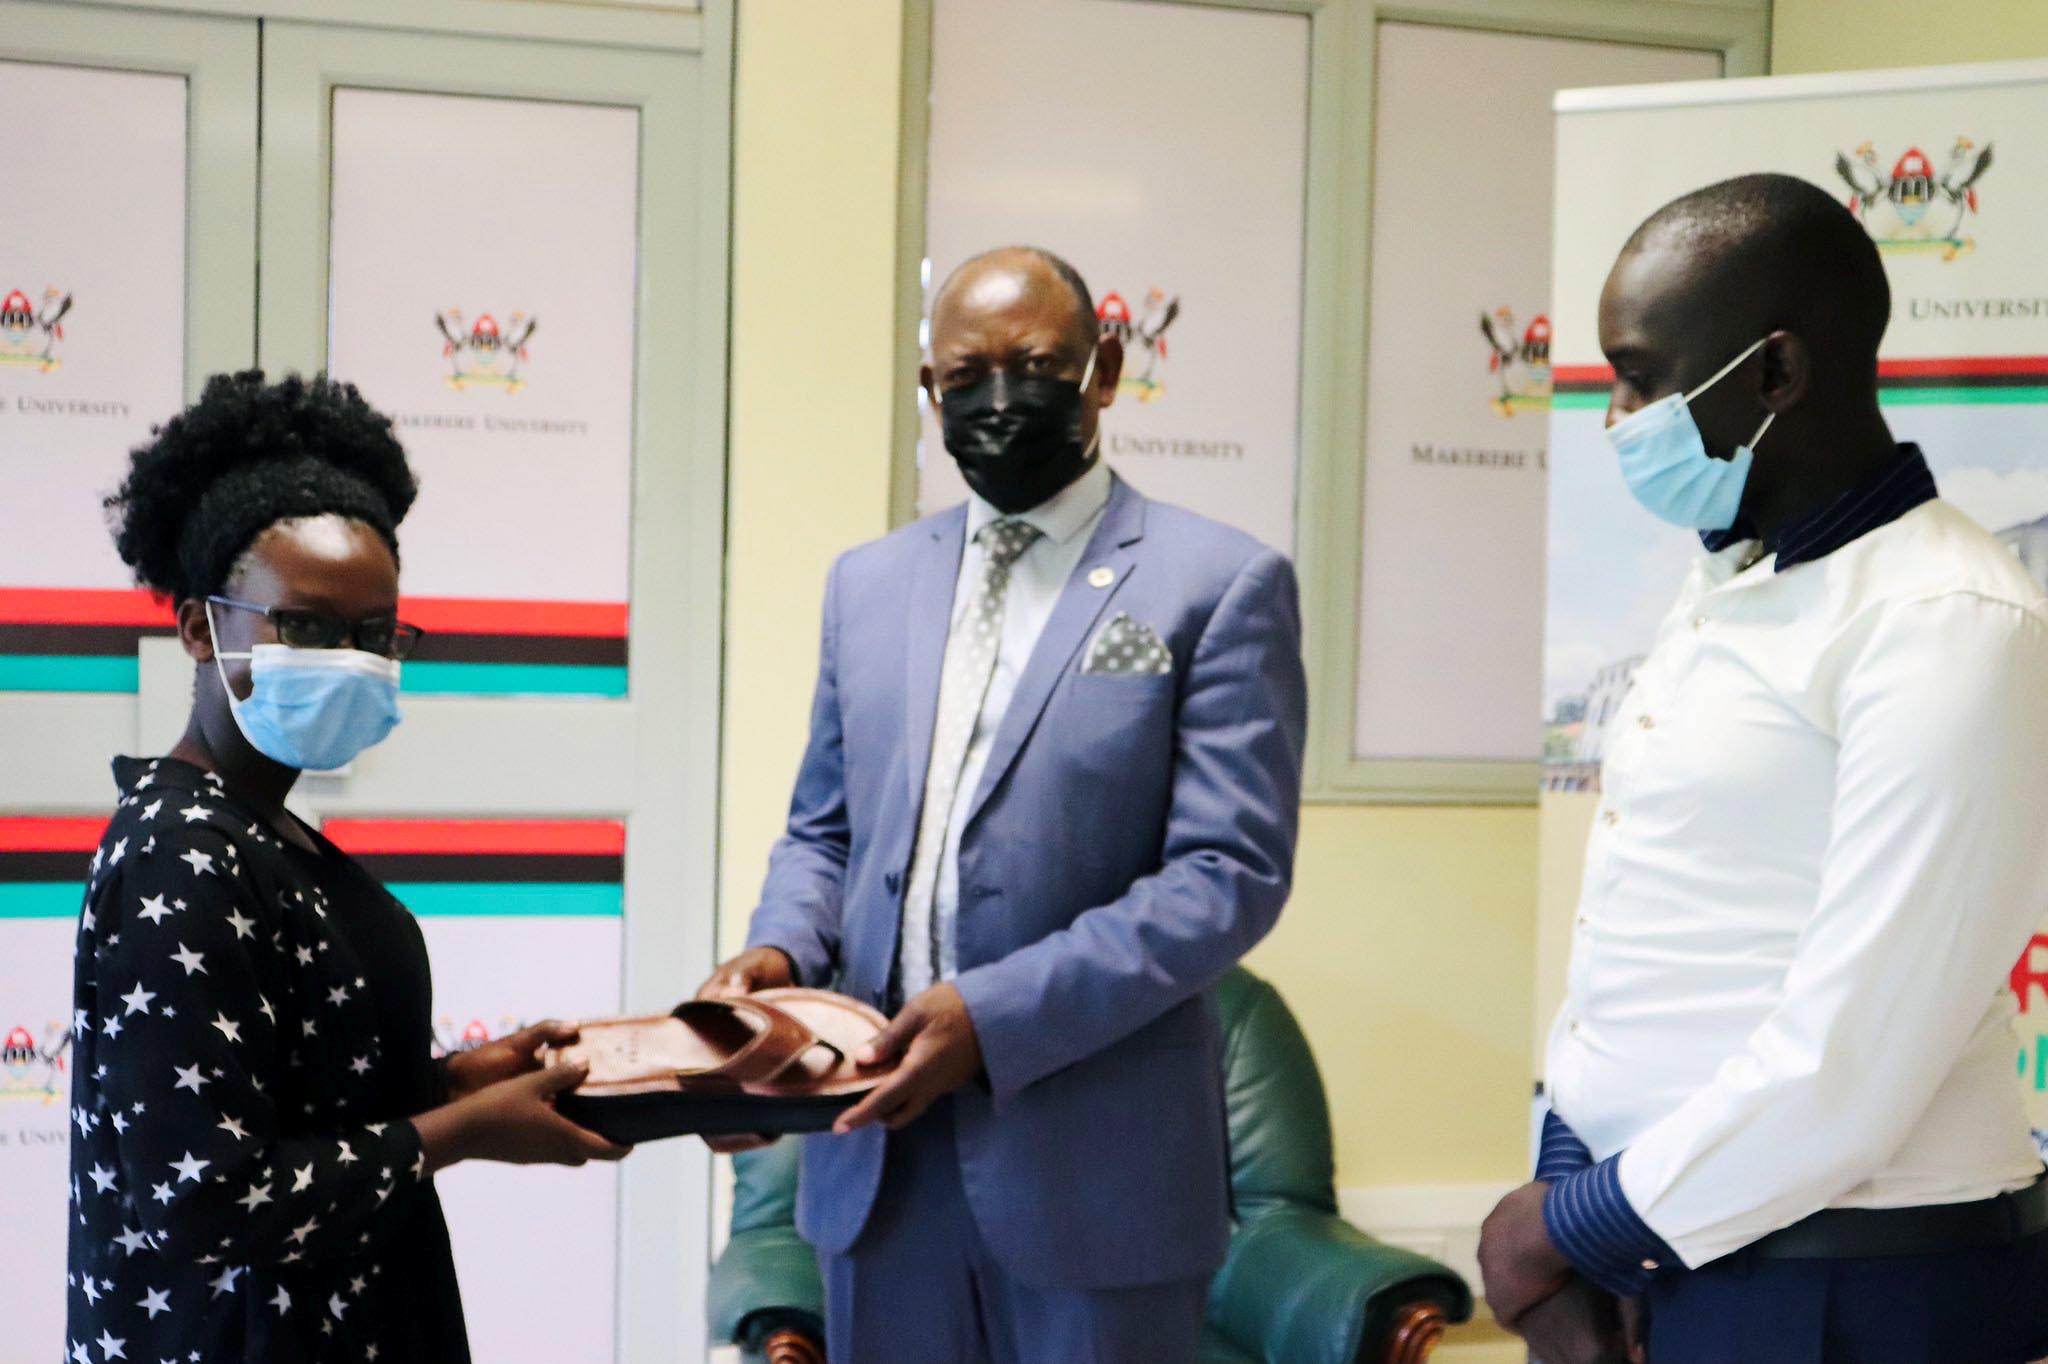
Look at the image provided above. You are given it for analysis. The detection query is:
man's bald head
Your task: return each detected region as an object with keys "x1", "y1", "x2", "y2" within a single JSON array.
[
  {"x1": 1622, "y1": 173, "x2": 1890, "y2": 376},
  {"x1": 932, "y1": 246, "x2": 1098, "y2": 353},
  {"x1": 1598, "y1": 173, "x2": 1904, "y2": 537}
]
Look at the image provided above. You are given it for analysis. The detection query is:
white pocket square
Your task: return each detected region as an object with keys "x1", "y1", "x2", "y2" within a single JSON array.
[{"x1": 1082, "y1": 612, "x2": 1172, "y2": 676}]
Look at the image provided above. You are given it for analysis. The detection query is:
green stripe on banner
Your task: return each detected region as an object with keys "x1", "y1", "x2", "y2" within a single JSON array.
[
  {"x1": 401, "y1": 662, "x2": 628, "y2": 697},
  {"x1": 1880, "y1": 387, "x2": 2048, "y2": 407},
  {"x1": 0, "y1": 656, "x2": 139, "y2": 693},
  {"x1": 0, "y1": 883, "x2": 82, "y2": 918},
  {"x1": 3, "y1": 882, "x2": 618, "y2": 918},
  {"x1": 384, "y1": 882, "x2": 623, "y2": 917},
  {"x1": 1551, "y1": 391, "x2": 1608, "y2": 411},
  {"x1": 0, "y1": 658, "x2": 622, "y2": 697}
]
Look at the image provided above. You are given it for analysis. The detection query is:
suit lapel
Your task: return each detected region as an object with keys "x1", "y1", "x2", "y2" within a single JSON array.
[
  {"x1": 903, "y1": 505, "x2": 967, "y2": 810},
  {"x1": 964, "y1": 477, "x2": 1148, "y2": 829}
]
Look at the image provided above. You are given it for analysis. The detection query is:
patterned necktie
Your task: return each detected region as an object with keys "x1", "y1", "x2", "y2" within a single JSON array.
[{"x1": 898, "y1": 517, "x2": 1043, "y2": 999}]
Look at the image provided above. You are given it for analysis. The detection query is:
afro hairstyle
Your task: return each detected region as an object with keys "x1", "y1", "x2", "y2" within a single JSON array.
[{"x1": 105, "y1": 370, "x2": 418, "y2": 604}]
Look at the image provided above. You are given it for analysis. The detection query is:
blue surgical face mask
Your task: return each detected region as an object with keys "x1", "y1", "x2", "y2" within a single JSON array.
[
  {"x1": 207, "y1": 602, "x2": 403, "y2": 771},
  {"x1": 1606, "y1": 336, "x2": 1776, "y2": 531}
]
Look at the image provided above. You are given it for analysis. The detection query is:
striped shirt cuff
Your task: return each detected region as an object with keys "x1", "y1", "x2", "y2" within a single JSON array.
[
  {"x1": 1542, "y1": 1154, "x2": 1679, "y2": 1298},
  {"x1": 1534, "y1": 1110, "x2": 1596, "y2": 1181}
]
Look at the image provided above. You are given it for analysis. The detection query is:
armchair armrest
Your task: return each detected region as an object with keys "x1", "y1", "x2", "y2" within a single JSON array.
[
  {"x1": 1205, "y1": 1204, "x2": 1473, "y2": 1364},
  {"x1": 706, "y1": 1223, "x2": 826, "y2": 1359}
]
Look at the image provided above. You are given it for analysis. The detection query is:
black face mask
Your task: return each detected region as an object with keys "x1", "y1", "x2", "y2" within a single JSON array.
[{"x1": 938, "y1": 352, "x2": 1100, "y2": 514}]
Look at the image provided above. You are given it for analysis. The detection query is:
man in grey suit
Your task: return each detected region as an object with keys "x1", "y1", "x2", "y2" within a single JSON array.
[{"x1": 699, "y1": 245, "x2": 1307, "y2": 1363}]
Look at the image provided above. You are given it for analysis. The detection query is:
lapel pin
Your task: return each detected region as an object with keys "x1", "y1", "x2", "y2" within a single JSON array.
[{"x1": 1088, "y1": 566, "x2": 1115, "y2": 589}]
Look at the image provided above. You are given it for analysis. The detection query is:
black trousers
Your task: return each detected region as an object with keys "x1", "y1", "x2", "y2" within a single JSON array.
[{"x1": 1643, "y1": 1228, "x2": 2048, "y2": 1364}]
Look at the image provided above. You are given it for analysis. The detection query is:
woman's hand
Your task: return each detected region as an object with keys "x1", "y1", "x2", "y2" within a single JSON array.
[
  {"x1": 444, "y1": 1019, "x2": 580, "y2": 1100},
  {"x1": 413, "y1": 1063, "x2": 630, "y2": 1171}
]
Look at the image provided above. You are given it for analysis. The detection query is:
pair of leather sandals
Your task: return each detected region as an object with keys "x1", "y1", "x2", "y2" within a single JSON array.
[{"x1": 540, "y1": 989, "x2": 895, "y2": 1144}]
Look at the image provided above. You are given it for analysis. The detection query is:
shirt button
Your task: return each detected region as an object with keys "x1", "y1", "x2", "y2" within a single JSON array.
[
  {"x1": 1637, "y1": 714, "x2": 1655, "y2": 730},
  {"x1": 1601, "y1": 809, "x2": 1619, "y2": 826},
  {"x1": 1692, "y1": 615, "x2": 1707, "y2": 631},
  {"x1": 1569, "y1": 1020, "x2": 1583, "y2": 1036}
]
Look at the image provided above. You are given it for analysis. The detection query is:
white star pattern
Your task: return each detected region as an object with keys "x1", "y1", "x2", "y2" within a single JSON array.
[{"x1": 69, "y1": 764, "x2": 464, "y2": 1358}]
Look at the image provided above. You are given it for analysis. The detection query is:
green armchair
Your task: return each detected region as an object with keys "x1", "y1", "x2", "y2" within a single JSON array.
[{"x1": 707, "y1": 966, "x2": 1473, "y2": 1364}]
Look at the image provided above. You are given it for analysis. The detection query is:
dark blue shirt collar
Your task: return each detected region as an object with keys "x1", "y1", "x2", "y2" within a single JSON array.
[{"x1": 1701, "y1": 443, "x2": 1938, "y2": 572}]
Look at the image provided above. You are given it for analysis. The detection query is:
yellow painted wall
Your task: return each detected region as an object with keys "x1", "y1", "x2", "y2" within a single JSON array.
[
  {"x1": 1772, "y1": 0, "x2": 2048, "y2": 73},
  {"x1": 720, "y1": 0, "x2": 904, "y2": 959}
]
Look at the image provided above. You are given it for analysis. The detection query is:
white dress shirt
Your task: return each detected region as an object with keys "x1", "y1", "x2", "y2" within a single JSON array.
[
  {"x1": 1546, "y1": 497, "x2": 2048, "y2": 1270},
  {"x1": 898, "y1": 457, "x2": 1114, "y2": 994}
]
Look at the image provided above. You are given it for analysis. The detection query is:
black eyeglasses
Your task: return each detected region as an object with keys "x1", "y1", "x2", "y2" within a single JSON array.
[{"x1": 207, "y1": 596, "x2": 425, "y2": 661}]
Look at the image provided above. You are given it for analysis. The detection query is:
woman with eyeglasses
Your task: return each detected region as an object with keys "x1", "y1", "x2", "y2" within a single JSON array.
[{"x1": 66, "y1": 371, "x2": 626, "y2": 1364}]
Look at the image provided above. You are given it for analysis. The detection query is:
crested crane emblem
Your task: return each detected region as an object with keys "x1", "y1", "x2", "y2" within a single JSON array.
[
  {"x1": 1479, "y1": 307, "x2": 1552, "y2": 417},
  {"x1": 1834, "y1": 138, "x2": 1993, "y2": 260},
  {"x1": 0, "y1": 1020, "x2": 69, "y2": 1102},
  {"x1": 1097, "y1": 288, "x2": 1180, "y2": 403},
  {"x1": 434, "y1": 308, "x2": 538, "y2": 391},
  {"x1": 0, "y1": 287, "x2": 73, "y2": 373}
]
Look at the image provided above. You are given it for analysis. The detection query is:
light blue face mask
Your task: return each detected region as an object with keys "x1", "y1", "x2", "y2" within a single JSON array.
[
  {"x1": 1605, "y1": 336, "x2": 1776, "y2": 531},
  {"x1": 207, "y1": 602, "x2": 403, "y2": 771}
]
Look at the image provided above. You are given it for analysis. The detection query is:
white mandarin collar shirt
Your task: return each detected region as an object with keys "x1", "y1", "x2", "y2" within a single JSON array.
[
  {"x1": 1546, "y1": 498, "x2": 2048, "y2": 1269},
  {"x1": 897, "y1": 457, "x2": 1114, "y2": 996}
]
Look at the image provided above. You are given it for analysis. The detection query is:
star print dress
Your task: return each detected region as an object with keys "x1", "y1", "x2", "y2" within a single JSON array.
[{"x1": 65, "y1": 757, "x2": 470, "y2": 1364}]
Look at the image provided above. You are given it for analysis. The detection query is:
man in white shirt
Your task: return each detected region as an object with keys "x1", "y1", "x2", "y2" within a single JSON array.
[
  {"x1": 698, "y1": 246, "x2": 1306, "y2": 1362},
  {"x1": 1479, "y1": 173, "x2": 2048, "y2": 1364}
]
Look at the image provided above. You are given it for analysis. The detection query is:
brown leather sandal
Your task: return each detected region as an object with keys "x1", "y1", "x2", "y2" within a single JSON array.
[{"x1": 541, "y1": 988, "x2": 895, "y2": 1143}]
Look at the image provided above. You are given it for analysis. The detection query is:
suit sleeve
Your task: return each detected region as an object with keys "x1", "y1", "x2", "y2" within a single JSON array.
[
  {"x1": 954, "y1": 549, "x2": 1308, "y2": 1099},
  {"x1": 743, "y1": 554, "x2": 851, "y2": 988},
  {"x1": 92, "y1": 827, "x2": 426, "y2": 1273}
]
